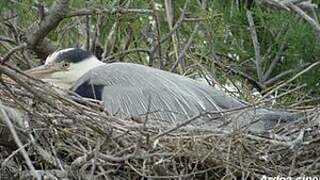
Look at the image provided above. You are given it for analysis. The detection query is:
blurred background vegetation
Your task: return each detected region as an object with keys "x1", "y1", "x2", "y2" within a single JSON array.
[{"x1": 1, "y1": 0, "x2": 319, "y2": 109}]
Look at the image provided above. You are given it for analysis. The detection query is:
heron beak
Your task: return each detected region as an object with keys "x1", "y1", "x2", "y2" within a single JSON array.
[{"x1": 25, "y1": 64, "x2": 62, "y2": 79}]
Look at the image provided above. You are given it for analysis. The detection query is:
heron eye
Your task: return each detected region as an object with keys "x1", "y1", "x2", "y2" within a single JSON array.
[{"x1": 62, "y1": 62, "x2": 70, "y2": 68}]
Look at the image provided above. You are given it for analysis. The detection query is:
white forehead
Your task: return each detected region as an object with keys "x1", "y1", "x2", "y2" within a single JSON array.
[{"x1": 45, "y1": 48, "x2": 76, "y2": 65}]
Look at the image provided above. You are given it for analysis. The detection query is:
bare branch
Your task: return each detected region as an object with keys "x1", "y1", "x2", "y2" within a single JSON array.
[
  {"x1": 101, "y1": 22, "x2": 118, "y2": 59},
  {"x1": 66, "y1": 7, "x2": 152, "y2": 18},
  {"x1": 263, "y1": 28, "x2": 289, "y2": 82},
  {"x1": 103, "y1": 48, "x2": 150, "y2": 62},
  {"x1": 264, "y1": 69, "x2": 296, "y2": 86},
  {"x1": 159, "y1": 1, "x2": 188, "y2": 45},
  {"x1": 0, "y1": 101, "x2": 41, "y2": 180},
  {"x1": 288, "y1": 3, "x2": 320, "y2": 42},
  {"x1": 263, "y1": 61, "x2": 320, "y2": 98},
  {"x1": 25, "y1": 0, "x2": 70, "y2": 59},
  {"x1": 256, "y1": 0, "x2": 320, "y2": 43},
  {"x1": 165, "y1": 0, "x2": 179, "y2": 69},
  {"x1": 170, "y1": 23, "x2": 199, "y2": 72},
  {"x1": 0, "y1": 35, "x2": 16, "y2": 44},
  {"x1": 0, "y1": 43, "x2": 26, "y2": 64},
  {"x1": 84, "y1": 15, "x2": 91, "y2": 50},
  {"x1": 247, "y1": 10, "x2": 263, "y2": 83},
  {"x1": 148, "y1": 0, "x2": 163, "y2": 67}
]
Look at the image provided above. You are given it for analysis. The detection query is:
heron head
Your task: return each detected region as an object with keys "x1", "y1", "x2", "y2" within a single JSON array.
[{"x1": 26, "y1": 48, "x2": 104, "y2": 89}]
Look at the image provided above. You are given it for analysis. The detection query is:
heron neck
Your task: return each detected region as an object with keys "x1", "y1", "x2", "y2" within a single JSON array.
[{"x1": 75, "y1": 56, "x2": 105, "y2": 77}]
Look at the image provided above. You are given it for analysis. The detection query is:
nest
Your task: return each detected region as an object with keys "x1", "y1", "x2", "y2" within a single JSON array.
[{"x1": 1, "y1": 64, "x2": 320, "y2": 180}]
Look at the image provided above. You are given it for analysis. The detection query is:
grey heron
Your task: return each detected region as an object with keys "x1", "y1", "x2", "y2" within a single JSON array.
[{"x1": 26, "y1": 48, "x2": 297, "y2": 130}]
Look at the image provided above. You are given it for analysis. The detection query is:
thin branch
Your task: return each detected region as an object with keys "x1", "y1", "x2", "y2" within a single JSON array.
[
  {"x1": 159, "y1": 0, "x2": 189, "y2": 45},
  {"x1": 289, "y1": 96, "x2": 320, "y2": 108},
  {"x1": 197, "y1": 53, "x2": 265, "y2": 91},
  {"x1": 288, "y1": 3, "x2": 320, "y2": 42},
  {"x1": 84, "y1": 14, "x2": 90, "y2": 50},
  {"x1": 66, "y1": 7, "x2": 152, "y2": 18},
  {"x1": 152, "y1": 104, "x2": 256, "y2": 140},
  {"x1": 0, "y1": 101, "x2": 41, "y2": 180},
  {"x1": 263, "y1": 27, "x2": 289, "y2": 82},
  {"x1": 165, "y1": 0, "x2": 179, "y2": 69},
  {"x1": 257, "y1": 0, "x2": 320, "y2": 42},
  {"x1": 263, "y1": 61, "x2": 320, "y2": 98},
  {"x1": 102, "y1": 22, "x2": 118, "y2": 59},
  {"x1": 1, "y1": 142, "x2": 32, "y2": 167},
  {"x1": 90, "y1": 15, "x2": 101, "y2": 53},
  {"x1": 246, "y1": 10, "x2": 263, "y2": 83},
  {"x1": 261, "y1": 83, "x2": 307, "y2": 106},
  {"x1": 0, "y1": 43, "x2": 26, "y2": 64},
  {"x1": 119, "y1": 26, "x2": 133, "y2": 62},
  {"x1": 103, "y1": 48, "x2": 150, "y2": 62},
  {"x1": 264, "y1": 69, "x2": 296, "y2": 86},
  {"x1": 170, "y1": 23, "x2": 199, "y2": 72},
  {"x1": 149, "y1": 0, "x2": 163, "y2": 67},
  {"x1": 0, "y1": 35, "x2": 16, "y2": 44}
]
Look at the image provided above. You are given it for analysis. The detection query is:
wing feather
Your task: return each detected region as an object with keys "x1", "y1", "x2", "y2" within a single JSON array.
[{"x1": 72, "y1": 63, "x2": 245, "y2": 123}]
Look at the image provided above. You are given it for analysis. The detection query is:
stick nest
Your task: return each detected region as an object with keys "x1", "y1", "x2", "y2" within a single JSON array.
[{"x1": 0, "y1": 66, "x2": 320, "y2": 180}]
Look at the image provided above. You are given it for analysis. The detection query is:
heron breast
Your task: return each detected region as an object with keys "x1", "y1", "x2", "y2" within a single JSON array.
[{"x1": 74, "y1": 81, "x2": 104, "y2": 100}]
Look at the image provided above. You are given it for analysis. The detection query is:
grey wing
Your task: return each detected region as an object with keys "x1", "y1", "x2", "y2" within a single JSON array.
[{"x1": 71, "y1": 63, "x2": 245, "y2": 123}]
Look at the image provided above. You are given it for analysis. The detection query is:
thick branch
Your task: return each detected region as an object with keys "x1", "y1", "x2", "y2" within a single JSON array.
[{"x1": 26, "y1": 0, "x2": 70, "y2": 59}]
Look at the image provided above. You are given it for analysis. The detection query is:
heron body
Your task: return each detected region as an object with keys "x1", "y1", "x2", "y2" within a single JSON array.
[
  {"x1": 72, "y1": 62, "x2": 245, "y2": 123},
  {"x1": 27, "y1": 48, "x2": 298, "y2": 130}
]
